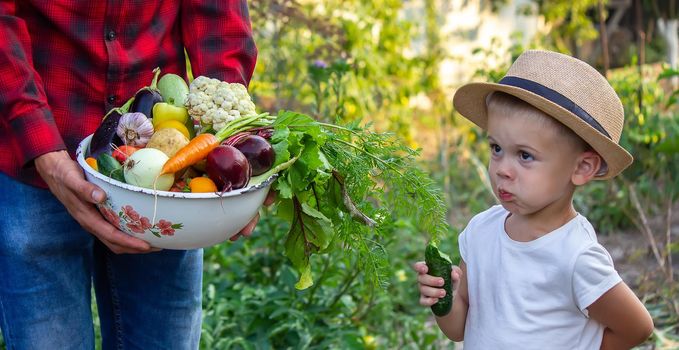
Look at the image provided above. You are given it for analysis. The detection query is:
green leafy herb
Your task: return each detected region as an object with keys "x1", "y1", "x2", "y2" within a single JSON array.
[{"x1": 247, "y1": 110, "x2": 449, "y2": 289}]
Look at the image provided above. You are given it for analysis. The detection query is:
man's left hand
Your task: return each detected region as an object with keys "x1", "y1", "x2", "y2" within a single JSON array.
[{"x1": 229, "y1": 190, "x2": 276, "y2": 241}]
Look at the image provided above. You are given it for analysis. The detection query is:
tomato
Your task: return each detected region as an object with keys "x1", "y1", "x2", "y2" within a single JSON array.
[
  {"x1": 85, "y1": 157, "x2": 98, "y2": 171},
  {"x1": 112, "y1": 145, "x2": 139, "y2": 163},
  {"x1": 188, "y1": 177, "x2": 218, "y2": 193}
]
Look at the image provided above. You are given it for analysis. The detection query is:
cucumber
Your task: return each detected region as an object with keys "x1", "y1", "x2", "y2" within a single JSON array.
[
  {"x1": 425, "y1": 241, "x2": 453, "y2": 316},
  {"x1": 96, "y1": 153, "x2": 125, "y2": 183}
]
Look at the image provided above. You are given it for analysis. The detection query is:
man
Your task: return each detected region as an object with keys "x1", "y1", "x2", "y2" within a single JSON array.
[{"x1": 0, "y1": 1, "x2": 260, "y2": 348}]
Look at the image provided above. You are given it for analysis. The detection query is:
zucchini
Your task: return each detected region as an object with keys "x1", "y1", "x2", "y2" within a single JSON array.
[
  {"x1": 425, "y1": 241, "x2": 453, "y2": 316},
  {"x1": 96, "y1": 153, "x2": 125, "y2": 183}
]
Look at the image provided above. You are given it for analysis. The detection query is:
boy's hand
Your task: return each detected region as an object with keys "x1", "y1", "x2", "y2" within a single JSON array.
[
  {"x1": 414, "y1": 261, "x2": 462, "y2": 306},
  {"x1": 416, "y1": 260, "x2": 469, "y2": 341}
]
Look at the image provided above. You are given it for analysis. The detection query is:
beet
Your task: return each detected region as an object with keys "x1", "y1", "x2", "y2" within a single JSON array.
[
  {"x1": 206, "y1": 145, "x2": 251, "y2": 191},
  {"x1": 231, "y1": 135, "x2": 275, "y2": 176}
]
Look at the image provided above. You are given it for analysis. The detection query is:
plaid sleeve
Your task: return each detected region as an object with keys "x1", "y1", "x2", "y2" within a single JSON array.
[
  {"x1": 0, "y1": 1, "x2": 66, "y2": 167},
  {"x1": 181, "y1": 0, "x2": 258, "y2": 86}
]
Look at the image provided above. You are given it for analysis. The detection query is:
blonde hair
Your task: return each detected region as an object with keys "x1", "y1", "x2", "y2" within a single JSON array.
[{"x1": 486, "y1": 92, "x2": 590, "y2": 151}]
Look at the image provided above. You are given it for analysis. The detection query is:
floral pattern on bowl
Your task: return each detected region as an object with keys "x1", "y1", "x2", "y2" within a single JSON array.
[
  {"x1": 77, "y1": 134, "x2": 274, "y2": 249},
  {"x1": 97, "y1": 198, "x2": 183, "y2": 238}
]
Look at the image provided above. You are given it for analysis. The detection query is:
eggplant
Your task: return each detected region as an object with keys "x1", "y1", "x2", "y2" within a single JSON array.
[
  {"x1": 88, "y1": 97, "x2": 135, "y2": 158},
  {"x1": 129, "y1": 67, "x2": 163, "y2": 119}
]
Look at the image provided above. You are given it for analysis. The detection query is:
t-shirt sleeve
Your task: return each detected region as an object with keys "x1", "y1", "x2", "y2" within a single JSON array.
[
  {"x1": 572, "y1": 243, "x2": 622, "y2": 316},
  {"x1": 458, "y1": 226, "x2": 469, "y2": 262}
]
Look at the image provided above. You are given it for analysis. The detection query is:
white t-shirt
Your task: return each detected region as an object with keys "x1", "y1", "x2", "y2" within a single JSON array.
[{"x1": 459, "y1": 205, "x2": 621, "y2": 350}]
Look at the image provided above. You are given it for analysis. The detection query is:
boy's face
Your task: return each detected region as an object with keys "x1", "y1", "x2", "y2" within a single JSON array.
[{"x1": 486, "y1": 108, "x2": 584, "y2": 217}]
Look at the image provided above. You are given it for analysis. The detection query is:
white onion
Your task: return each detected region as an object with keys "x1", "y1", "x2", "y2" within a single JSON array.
[{"x1": 123, "y1": 148, "x2": 174, "y2": 191}]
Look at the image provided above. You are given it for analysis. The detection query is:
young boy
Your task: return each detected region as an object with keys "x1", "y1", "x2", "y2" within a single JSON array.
[{"x1": 415, "y1": 50, "x2": 653, "y2": 349}]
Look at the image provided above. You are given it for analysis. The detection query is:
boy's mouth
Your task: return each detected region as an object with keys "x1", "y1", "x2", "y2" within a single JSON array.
[{"x1": 498, "y1": 189, "x2": 513, "y2": 201}]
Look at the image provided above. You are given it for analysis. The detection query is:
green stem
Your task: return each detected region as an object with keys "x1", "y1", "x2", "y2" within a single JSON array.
[
  {"x1": 305, "y1": 255, "x2": 331, "y2": 307},
  {"x1": 150, "y1": 67, "x2": 161, "y2": 90},
  {"x1": 332, "y1": 138, "x2": 403, "y2": 175},
  {"x1": 283, "y1": 121, "x2": 359, "y2": 136},
  {"x1": 214, "y1": 113, "x2": 271, "y2": 142},
  {"x1": 316, "y1": 122, "x2": 360, "y2": 134},
  {"x1": 119, "y1": 96, "x2": 135, "y2": 113},
  {"x1": 311, "y1": 183, "x2": 321, "y2": 211},
  {"x1": 327, "y1": 268, "x2": 361, "y2": 309},
  {"x1": 351, "y1": 287, "x2": 375, "y2": 319},
  {"x1": 104, "y1": 96, "x2": 136, "y2": 119}
]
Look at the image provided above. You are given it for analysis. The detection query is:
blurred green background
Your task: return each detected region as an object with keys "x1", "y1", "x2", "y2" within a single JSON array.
[{"x1": 4, "y1": 1, "x2": 678, "y2": 349}]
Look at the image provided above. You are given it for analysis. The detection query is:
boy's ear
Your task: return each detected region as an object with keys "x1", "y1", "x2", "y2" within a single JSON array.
[{"x1": 572, "y1": 151, "x2": 602, "y2": 185}]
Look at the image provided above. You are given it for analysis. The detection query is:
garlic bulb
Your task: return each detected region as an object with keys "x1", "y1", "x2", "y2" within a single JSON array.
[{"x1": 116, "y1": 112, "x2": 154, "y2": 147}]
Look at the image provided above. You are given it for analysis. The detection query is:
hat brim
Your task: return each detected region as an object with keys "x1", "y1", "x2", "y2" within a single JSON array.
[{"x1": 453, "y1": 82, "x2": 633, "y2": 179}]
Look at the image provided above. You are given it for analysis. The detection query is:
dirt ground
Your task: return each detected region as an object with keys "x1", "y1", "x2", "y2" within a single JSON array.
[
  {"x1": 598, "y1": 205, "x2": 679, "y2": 291},
  {"x1": 599, "y1": 230, "x2": 678, "y2": 291}
]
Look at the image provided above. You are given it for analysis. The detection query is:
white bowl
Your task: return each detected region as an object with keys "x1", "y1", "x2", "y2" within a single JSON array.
[{"x1": 76, "y1": 134, "x2": 275, "y2": 249}]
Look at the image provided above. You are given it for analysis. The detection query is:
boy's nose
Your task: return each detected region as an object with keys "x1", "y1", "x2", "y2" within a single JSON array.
[{"x1": 494, "y1": 160, "x2": 514, "y2": 180}]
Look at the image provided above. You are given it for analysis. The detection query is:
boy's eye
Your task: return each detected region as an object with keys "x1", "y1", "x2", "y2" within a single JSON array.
[
  {"x1": 519, "y1": 151, "x2": 534, "y2": 161},
  {"x1": 490, "y1": 144, "x2": 502, "y2": 155}
]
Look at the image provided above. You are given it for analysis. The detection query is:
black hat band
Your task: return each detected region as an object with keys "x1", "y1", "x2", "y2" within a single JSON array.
[{"x1": 499, "y1": 76, "x2": 612, "y2": 139}]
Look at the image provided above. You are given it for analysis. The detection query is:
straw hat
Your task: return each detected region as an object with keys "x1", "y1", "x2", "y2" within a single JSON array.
[{"x1": 453, "y1": 50, "x2": 633, "y2": 179}]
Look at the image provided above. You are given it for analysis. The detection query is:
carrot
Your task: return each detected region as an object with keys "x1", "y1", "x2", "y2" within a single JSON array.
[
  {"x1": 160, "y1": 112, "x2": 274, "y2": 176},
  {"x1": 160, "y1": 133, "x2": 218, "y2": 175}
]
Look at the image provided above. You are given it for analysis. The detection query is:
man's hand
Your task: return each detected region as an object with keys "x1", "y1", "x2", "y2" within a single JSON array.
[
  {"x1": 229, "y1": 190, "x2": 276, "y2": 241},
  {"x1": 35, "y1": 150, "x2": 156, "y2": 254}
]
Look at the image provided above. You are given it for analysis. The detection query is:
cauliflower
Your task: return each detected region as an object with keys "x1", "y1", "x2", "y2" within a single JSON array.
[{"x1": 185, "y1": 76, "x2": 257, "y2": 132}]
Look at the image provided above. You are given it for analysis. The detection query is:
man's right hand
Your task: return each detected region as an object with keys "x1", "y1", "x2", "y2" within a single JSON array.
[{"x1": 35, "y1": 150, "x2": 156, "y2": 254}]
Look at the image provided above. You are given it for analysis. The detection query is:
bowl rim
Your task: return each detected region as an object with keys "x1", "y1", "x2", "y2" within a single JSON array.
[{"x1": 76, "y1": 134, "x2": 276, "y2": 199}]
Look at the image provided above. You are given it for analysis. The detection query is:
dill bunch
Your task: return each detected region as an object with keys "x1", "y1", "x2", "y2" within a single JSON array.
[{"x1": 251, "y1": 111, "x2": 449, "y2": 289}]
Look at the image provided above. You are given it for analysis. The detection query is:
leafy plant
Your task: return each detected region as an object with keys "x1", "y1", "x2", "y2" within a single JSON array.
[
  {"x1": 257, "y1": 110, "x2": 448, "y2": 289},
  {"x1": 200, "y1": 212, "x2": 456, "y2": 349},
  {"x1": 199, "y1": 3, "x2": 460, "y2": 348},
  {"x1": 611, "y1": 64, "x2": 679, "y2": 322}
]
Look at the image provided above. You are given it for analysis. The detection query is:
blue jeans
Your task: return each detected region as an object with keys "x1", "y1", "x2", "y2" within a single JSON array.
[{"x1": 0, "y1": 172, "x2": 203, "y2": 349}]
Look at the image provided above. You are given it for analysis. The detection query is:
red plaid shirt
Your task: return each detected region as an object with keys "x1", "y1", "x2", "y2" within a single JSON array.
[{"x1": 0, "y1": 0, "x2": 257, "y2": 188}]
